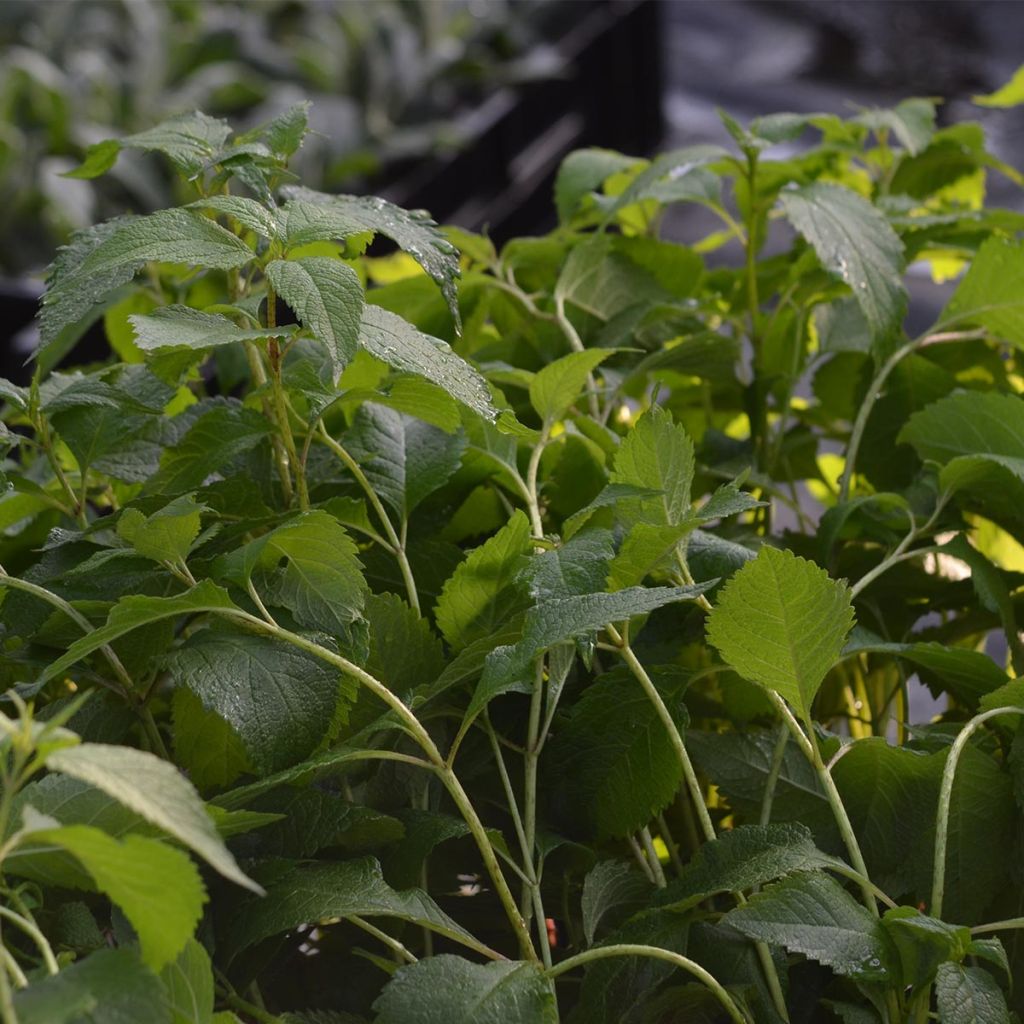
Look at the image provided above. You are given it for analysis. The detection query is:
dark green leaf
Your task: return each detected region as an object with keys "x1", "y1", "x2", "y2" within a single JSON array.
[{"x1": 935, "y1": 962, "x2": 1009, "y2": 1024}]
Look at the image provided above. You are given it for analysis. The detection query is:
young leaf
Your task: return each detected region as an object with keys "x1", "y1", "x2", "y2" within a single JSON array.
[
  {"x1": 188, "y1": 196, "x2": 280, "y2": 239},
  {"x1": 529, "y1": 349, "x2": 611, "y2": 423},
  {"x1": 373, "y1": 956, "x2": 558, "y2": 1024},
  {"x1": 554, "y1": 148, "x2": 639, "y2": 222},
  {"x1": 706, "y1": 546, "x2": 854, "y2": 720},
  {"x1": 935, "y1": 962, "x2": 1010, "y2": 1024},
  {"x1": 778, "y1": 182, "x2": 906, "y2": 341},
  {"x1": 117, "y1": 494, "x2": 206, "y2": 566},
  {"x1": 46, "y1": 742, "x2": 258, "y2": 892},
  {"x1": 267, "y1": 257, "x2": 364, "y2": 378},
  {"x1": 581, "y1": 861, "x2": 655, "y2": 946},
  {"x1": 880, "y1": 907, "x2": 969, "y2": 989},
  {"x1": 360, "y1": 305, "x2": 496, "y2": 420},
  {"x1": 24, "y1": 824, "x2": 206, "y2": 970},
  {"x1": 130, "y1": 305, "x2": 294, "y2": 352},
  {"x1": 724, "y1": 871, "x2": 894, "y2": 980},
  {"x1": 160, "y1": 939, "x2": 215, "y2": 1024}
]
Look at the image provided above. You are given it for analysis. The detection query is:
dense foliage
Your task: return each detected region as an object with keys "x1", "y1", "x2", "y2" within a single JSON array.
[{"x1": 4, "y1": 74, "x2": 1024, "y2": 1023}]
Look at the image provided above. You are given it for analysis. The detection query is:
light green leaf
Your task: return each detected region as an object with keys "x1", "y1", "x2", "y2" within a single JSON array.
[
  {"x1": 935, "y1": 962, "x2": 1010, "y2": 1024},
  {"x1": 224, "y1": 857, "x2": 490, "y2": 959},
  {"x1": 160, "y1": 939, "x2": 214, "y2": 1024},
  {"x1": 526, "y1": 530, "x2": 615, "y2": 601},
  {"x1": 172, "y1": 688, "x2": 252, "y2": 792},
  {"x1": 26, "y1": 824, "x2": 206, "y2": 970},
  {"x1": 360, "y1": 305, "x2": 496, "y2": 420},
  {"x1": 563, "y1": 483, "x2": 665, "y2": 539},
  {"x1": 117, "y1": 494, "x2": 205, "y2": 565},
  {"x1": 724, "y1": 871, "x2": 894, "y2": 980},
  {"x1": 707, "y1": 546, "x2": 855, "y2": 720},
  {"x1": 581, "y1": 860, "x2": 654, "y2": 946},
  {"x1": 435, "y1": 510, "x2": 532, "y2": 650},
  {"x1": 267, "y1": 257, "x2": 364, "y2": 378},
  {"x1": 854, "y1": 99, "x2": 936, "y2": 155},
  {"x1": 373, "y1": 956, "x2": 558, "y2": 1024},
  {"x1": 237, "y1": 101, "x2": 310, "y2": 158},
  {"x1": 940, "y1": 237, "x2": 1024, "y2": 347},
  {"x1": 168, "y1": 626, "x2": 349, "y2": 774},
  {"x1": 13, "y1": 949, "x2": 170, "y2": 1024},
  {"x1": 529, "y1": 349, "x2": 611, "y2": 423},
  {"x1": 344, "y1": 404, "x2": 467, "y2": 518},
  {"x1": 607, "y1": 522, "x2": 691, "y2": 591},
  {"x1": 656, "y1": 823, "x2": 840, "y2": 914},
  {"x1": 46, "y1": 742, "x2": 258, "y2": 892},
  {"x1": 554, "y1": 148, "x2": 639, "y2": 222},
  {"x1": 280, "y1": 188, "x2": 461, "y2": 327},
  {"x1": 188, "y1": 196, "x2": 280, "y2": 238},
  {"x1": 130, "y1": 305, "x2": 294, "y2": 352},
  {"x1": 40, "y1": 209, "x2": 253, "y2": 346},
  {"x1": 610, "y1": 406, "x2": 695, "y2": 526},
  {"x1": 779, "y1": 182, "x2": 906, "y2": 340},
  {"x1": 973, "y1": 65, "x2": 1024, "y2": 107},
  {"x1": 556, "y1": 235, "x2": 667, "y2": 322}
]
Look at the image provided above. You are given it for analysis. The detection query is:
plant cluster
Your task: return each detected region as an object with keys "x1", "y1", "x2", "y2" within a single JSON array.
[{"x1": 3, "y1": 72, "x2": 1024, "y2": 1023}]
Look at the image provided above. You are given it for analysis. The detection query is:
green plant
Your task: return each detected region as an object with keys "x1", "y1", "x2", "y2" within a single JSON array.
[{"x1": 3, "y1": 73, "x2": 1024, "y2": 1023}]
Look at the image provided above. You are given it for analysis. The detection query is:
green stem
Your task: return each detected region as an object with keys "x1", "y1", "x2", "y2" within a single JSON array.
[
  {"x1": 36, "y1": 415, "x2": 85, "y2": 527},
  {"x1": 0, "y1": 907, "x2": 58, "y2": 975},
  {"x1": 547, "y1": 944, "x2": 750, "y2": 1024},
  {"x1": 971, "y1": 917, "x2": 1024, "y2": 936},
  {"x1": 931, "y1": 706, "x2": 1024, "y2": 918},
  {"x1": 349, "y1": 915, "x2": 417, "y2": 964},
  {"x1": 265, "y1": 291, "x2": 308, "y2": 510},
  {"x1": 245, "y1": 339, "x2": 293, "y2": 506},
  {"x1": 554, "y1": 296, "x2": 600, "y2": 418},
  {"x1": 638, "y1": 826, "x2": 667, "y2": 888},
  {"x1": 316, "y1": 426, "x2": 421, "y2": 614},
  {"x1": 524, "y1": 425, "x2": 550, "y2": 539},
  {"x1": 0, "y1": 924, "x2": 16, "y2": 1024},
  {"x1": 759, "y1": 723, "x2": 790, "y2": 826},
  {"x1": 0, "y1": 949, "x2": 26, "y2": 990}
]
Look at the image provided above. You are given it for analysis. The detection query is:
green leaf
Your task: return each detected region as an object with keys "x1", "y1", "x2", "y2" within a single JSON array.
[
  {"x1": 434, "y1": 510, "x2": 532, "y2": 650},
  {"x1": 554, "y1": 148, "x2": 639, "y2": 222},
  {"x1": 529, "y1": 349, "x2": 611, "y2": 423},
  {"x1": 39, "y1": 580, "x2": 240, "y2": 686},
  {"x1": 556, "y1": 235, "x2": 667, "y2": 322},
  {"x1": 360, "y1": 305, "x2": 496, "y2": 420},
  {"x1": 223, "y1": 857, "x2": 490, "y2": 958},
  {"x1": 973, "y1": 65, "x2": 1024, "y2": 107},
  {"x1": 940, "y1": 237, "x2": 1024, "y2": 347},
  {"x1": 13, "y1": 949, "x2": 170, "y2": 1024},
  {"x1": 219, "y1": 510, "x2": 367, "y2": 634},
  {"x1": 880, "y1": 907, "x2": 969, "y2": 989},
  {"x1": 237, "y1": 101, "x2": 310, "y2": 158},
  {"x1": 364, "y1": 593, "x2": 446, "y2": 698},
  {"x1": 46, "y1": 742, "x2": 258, "y2": 892},
  {"x1": 168, "y1": 626, "x2": 349, "y2": 774},
  {"x1": 526, "y1": 530, "x2": 615, "y2": 601},
  {"x1": 935, "y1": 962, "x2": 1010, "y2": 1024},
  {"x1": 344, "y1": 404, "x2": 466, "y2": 518},
  {"x1": 581, "y1": 861, "x2": 655, "y2": 946},
  {"x1": 610, "y1": 406, "x2": 695, "y2": 527},
  {"x1": 656, "y1": 823, "x2": 840, "y2": 914},
  {"x1": 172, "y1": 688, "x2": 252, "y2": 792},
  {"x1": 476, "y1": 584, "x2": 712, "y2": 714},
  {"x1": 188, "y1": 196, "x2": 280, "y2": 239},
  {"x1": 778, "y1": 183, "x2": 906, "y2": 341},
  {"x1": 40, "y1": 209, "x2": 253, "y2": 346},
  {"x1": 707, "y1": 546, "x2": 854, "y2": 720},
  {"x1": 25, "y1": 824, "x2": 206, "y2": 970},
  {"x1": 160, "y1": 939, "x2": 214, "y2": 1024},
  {"x1": 65, "y1": 138, "x2": 122, "y2": 179},
  {"x1": 724, "y1": 871, "x2": 894, "y2": 980},
  {"x1": 854, "y1": 98, "x2": 936, "y2": 155},
  {"x1": 547, "y1": 666, "x2": 689, "y2": 838},
  {"x1": 280, "y1": 188, "x2": 461, "y2": 328},
  {"x1": 267, "y1": 257, "x2": 364, "y2": 378},
  {"x1": 130, "y1": 305, "x2": 294, "y2": 352},
  {"x1": 373, "y1": 956, "x2": 558, "y2": 1024},
  {"x1": 117, "y1": 494, "x2": 205, "y2": 565},
  {"x1": 607, "y1": 523, "x2": 692, "y2": 590}
]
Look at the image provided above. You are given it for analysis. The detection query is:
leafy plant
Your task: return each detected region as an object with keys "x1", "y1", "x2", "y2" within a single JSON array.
[{"x1": 3, "y1": 69, "x2": 1024, "y2": 1023}]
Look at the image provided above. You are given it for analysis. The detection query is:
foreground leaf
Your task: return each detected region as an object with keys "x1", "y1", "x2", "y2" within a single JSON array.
[{"x1": 935, "y1": 962, "x2": 1010, "y2": 1024}]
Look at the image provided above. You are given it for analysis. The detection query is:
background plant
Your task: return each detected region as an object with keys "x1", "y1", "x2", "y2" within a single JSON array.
[{"x1": 3, "y1": 70, "x2": 1024, "y2": 1023}]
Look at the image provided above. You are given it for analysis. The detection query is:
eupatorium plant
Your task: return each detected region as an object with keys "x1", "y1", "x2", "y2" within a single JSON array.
[{"x1": 2, "y1": 75, "x2": 1024, "y2": 1023}]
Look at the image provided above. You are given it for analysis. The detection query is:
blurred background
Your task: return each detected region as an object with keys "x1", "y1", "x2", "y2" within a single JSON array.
[{"x1": 2, "y1": 0, "x2": 1023, "y2": 364}]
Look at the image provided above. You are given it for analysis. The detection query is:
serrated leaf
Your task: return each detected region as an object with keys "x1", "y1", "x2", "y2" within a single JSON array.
[
  {"x1": 130, "y1": 305, "x2": 294, "y2": 352},
  {"x1": 13, "y1": 949, "x2": 170, "y2": 1024},
  {"x1": 779, "y1": 182, "x2": 906, "y2": 340},
  {"x1": 935, "y1": 962, "x2": 1010, "y2": 1024},
  {"x1": 267, "y1": 257, "x2": 364, "y2": 378},
  {"x1": 238, "y1": 101, "x2": 310, "y2": 158},
  {"x1": 435, "y1": 510, "x2": 532, "y2": 650},
  {"x1": 526, "y1": 530, "x2": 615, "y2": 601},
  {"x1": 223, "y1": 857, "x2": 490, "y2": 959},
  {"x1": 880, "y1": 907, "x2": 969, "y2": 989},
  {"x1": 529, "y1": 349, "x2": 611, "y2": 423},
  {"x1": 373, "y1": 956, "x2": 557, "y2": 1024},
  {"x1": 607, "y1": 522, "x2": 691, "y2": 590},
  {"x1": 855, "y1": 98, "x2": 936, "y2": 155},
  {"x1": 364, "y1": 593, "x2": 445, "y2": 698},
  {"x1": 25, "y1": 824, "x2": 206, "y2": 970},
  {"x1": 724, "y1": 871, "x2": 894, "y2": 980},
  {"x1": 610, "y1": 406, "x2": 695, "y2": 527},
  {"x1": 45, "y1": 742, "x2": 257, "y2": 892},
  {"x1": 360, "y1": 305, "x2": 496, "y2": 420},
  {"x1": 161, "y1": 938, "x2": 214, "y2": 1024},
  {"x1": 656, "y1": 823, "x2": 840, "y2": 914},
  {"x1": 188, "y1": 196, "x2": 280, "y2": 238},
  {"x1": 279, "y1": 188, "x2": 461, "y2": 327},
  {"x1": 707, "y1": 546, "x2": 854, "y2": 720},
  {"x1": 547, "y1": 666, "x2": 689, "y2": 838},
  {"x1": 344, "y1": 403, "x2": 466, "y2": 518},
  {"x1": 40, "y1": 209, "x2": 253, "y2": 346},
  {"x1": 554, "y1": 148, "x2": 639, "y2": 222},
  {"x1": 581, "y1": 860, "x2": 654, "y2": 946},
  {"x1": 167, "y1": 626, "x2": 349, "y2": 774},
  {"x1": 117, "y1": 494, "x2": 205, "y2": 565}
]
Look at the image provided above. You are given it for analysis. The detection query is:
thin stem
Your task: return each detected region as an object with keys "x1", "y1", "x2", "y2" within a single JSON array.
[
  {"x1": 348, "y1": 915, "x2": 417, "y2": 964},
  {"x1": 931, "y1": 706, "x2": 1024, "y2": 918},
  {"x1": 656, "y1": 813, "x2": 685, "y2": 878},
  {"x1": 265, "y1": 293, "x2": 308, "y2": 510},
  {"x1": 628, "y1": 836, "x2": 657, "y2": 884},
  {"x1": 547, "y1": 945, "x2": 750, "y2": 1024},
  {"x1": 245, "y1": 339, "x2": 293, "y2": 505},
  {"x1": 971, "y1": 917, "x2": 1024, "y2": 936},
  {"x1": 0, "y1": 949, "x2": 26, "y2": 990},
  {"x1": 759, "y1": 723, "x2": 790, "y2": 826},
  {"x1": 638, "y1": 826, "x2": 667, "y2": 888},
  {"x1": 554, "y1": 296, "x2": 600, "y2": 418},
  {"x1": 523, "y1": 425, "x2": 550, "y2": 539},
  {"x1": 316, "y1": 426, "x2": 421, "y2": 614},
  {"x1": 36, "y1": 415, "x2": 85, "y2": 526},
  {"x1": 0, "y1": 907, "x2": 58, "y2": 975},
  {"x1": 0, "y1": 924, "x2": 15, "y2": 1024}
]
